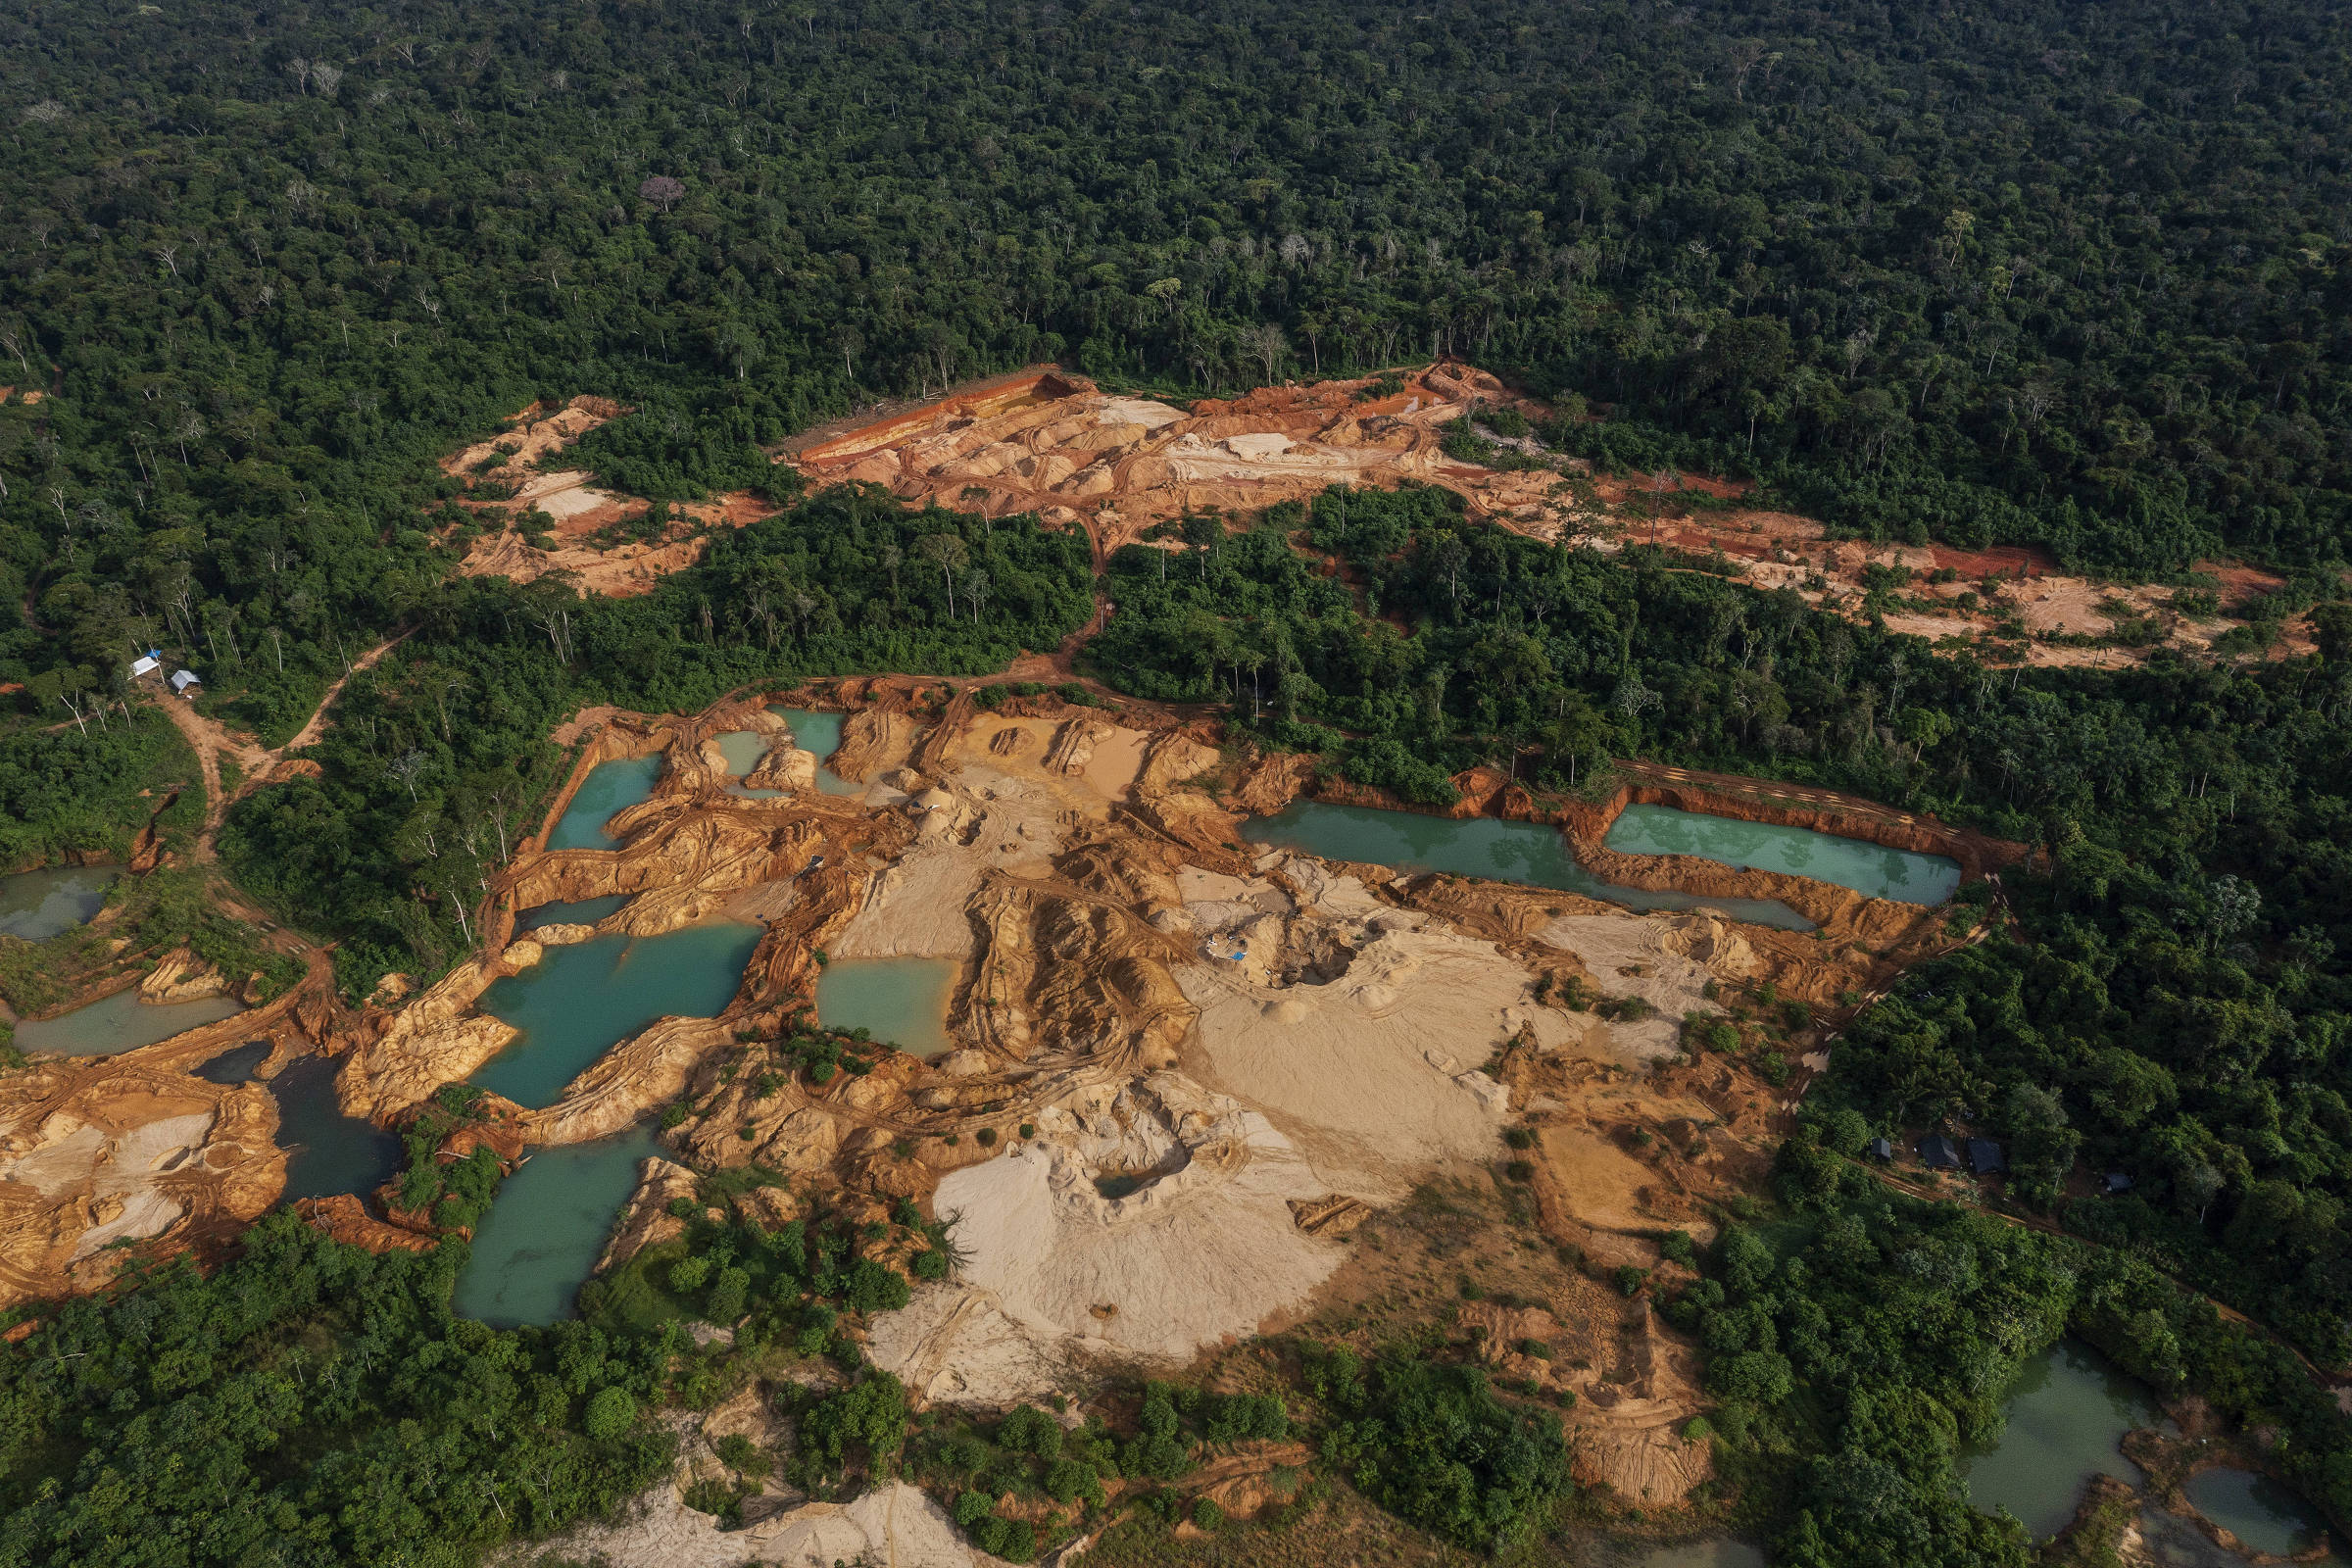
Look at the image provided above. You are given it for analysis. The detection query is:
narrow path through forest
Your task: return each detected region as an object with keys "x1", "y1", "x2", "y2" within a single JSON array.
[{"x1": 146, "y1": 630, "x2": 412, "y2": 858}]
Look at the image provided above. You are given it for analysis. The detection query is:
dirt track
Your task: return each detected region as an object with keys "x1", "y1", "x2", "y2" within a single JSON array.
[{"x1": 150, "y1": 631, "x2": 411, "y2": 855}]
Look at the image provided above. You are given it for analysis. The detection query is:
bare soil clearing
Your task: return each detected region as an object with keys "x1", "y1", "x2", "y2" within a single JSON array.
[
  {"x1": 794, "y1": 364, "x2": 2317, "y2": 669},
  {"x1": 306, "y1": 675, "x2": 1996, "y2": 1506},
  {"x1": 443, "y1": 396, "x2": 781, "y2": 596}
]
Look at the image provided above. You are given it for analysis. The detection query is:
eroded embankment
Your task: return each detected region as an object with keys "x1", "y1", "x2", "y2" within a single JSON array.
[
  {"x1": 5, "y1": 672, "x2": 1994, "y2": 1515},
  {"x1": 318, "y1": 679, "x2": 1989, "y2": 1512},
  {"x1": 0, "y1": 956, "x2": 342, "y2": 1310}
]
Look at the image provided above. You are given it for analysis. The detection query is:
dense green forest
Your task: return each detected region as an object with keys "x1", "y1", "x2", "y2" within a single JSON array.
[
  {"x1": 220, "y1": 488, "x2": 1090, "y2": 990},
  {"x1": 1099, "y1": 481, "x2": 2352, "y2": 1368},
  {"x1": 3, "y1": 0, "x2": 2350, "y2": 763},
  {"x1": 5, "y1": 0, "x2": 2352, "y2": 1562},
  {"x1": 0, "y1": 1216, "x2": 675, "y2": 1568}
]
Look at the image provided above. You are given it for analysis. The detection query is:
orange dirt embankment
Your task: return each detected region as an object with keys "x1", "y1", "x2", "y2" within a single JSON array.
[
  {"x1": 0, "y1": 952, "x2": 352, "y2": 1311},
  {"x1": 791, "y1": 362, "x2": 2322, "y2": 670},
  {"x1": 785, "y1": 362, "x2": 1537, "y2": 560},
  {"x1": 443, "y1": 396, "x2": 781, "y2": 597}
]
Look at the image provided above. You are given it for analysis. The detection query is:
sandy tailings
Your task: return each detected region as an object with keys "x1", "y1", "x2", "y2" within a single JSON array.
[
  {"x1": 0, "y1": 1052, "x2": 285, "y2": 1307},
  {"x1": 329, "y1": 679, "x2": 1972, "y2": 1521},
  {"x1": 787, "y1": 363, "x2": 1534, "y2": 555},
  {"x1": 928, "y1": 1074, "x2": 1338, "y2": 1361},
  {"x1": 517, "y1": 1477, "x2": 979, "y2": 1568},
  {"x1": 1169, "y1": 860, "x2": 1524, "y2": 1198}
]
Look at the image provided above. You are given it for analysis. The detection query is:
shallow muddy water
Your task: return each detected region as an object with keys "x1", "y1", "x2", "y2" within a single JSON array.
[
  {"x1": 766, "y1": 708, "x2": 864, "y2": 795},
  {"x1": 1963, "y1": 1339, "x2": 2160, "y2": 1539},
  {"x1": 0, "y1": 865, "x2": 114, "y2": 941},
  {"x1": 712, "y1": 729, "x2": 767, "y2": 775},
  {"x1": 14, "y1": 989, "x2": 244, "y2": 1055},
  {"x1": 453, "y1": 1124, "x2": 662, "y2": 1326},
  {"x1": 1604, "y1": 804, "x2": 1961, "y2": 905},
  {"x1": 545, "y1": 756, "x2": 663, "y2": 850},
  {"x1": 814, "y1": 956, "x2": 959, "y2": 1057},
  {"x1": 1240, "y1": 802, "x2": 1814, "y2": 930},
  {"x1": 1630, "y1": 1543, "x2": 1764, "y2": 1568},
  {"x1": 471, "y1": 923, "x2": 761, "y2": 1106},
  {"x1": 2184, "y1": 1468, "x2": 2346, "y2": 1560}
]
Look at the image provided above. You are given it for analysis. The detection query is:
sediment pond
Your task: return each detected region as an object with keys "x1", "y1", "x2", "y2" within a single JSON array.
[
  {"x1": 516, "y1": 894, "x2": 631, "y2": 931},
  {"x1": 452, "y1": 1124, "x2": 662, "y2": 1327},
  {"x1": 1603, "y1": 804, "x2": 1961, "y2": 905},
  {"x1": 1963, "y1": 1339, "x2": 2160, "y2": 1539},
  {"x1": 14, "y1": 989, "x2": 244, "y2": 1056},
  {"x1": 546, "y1": 756, "x2": 663, "y2": 850},
  {"x1": 2184, "y1": 1468, "x2": 2346, "y2": 1561},
  {"x1": 471, "y1": 923, "x2": 762, "y2": 1106},
  {"x1": 767, "y1": 708, "x2": 864, "y2": 794},
  {"x1": 0, "y1": 865, "x2": 114, "y2": 941},
  {"x1": 712, "y1": 729, "x2": 766, "y2": 775},
  {"x1": 814, "y1": 956, "x2": 959, "y2": 1057},
  {"x1": 200, "y1": 1048, "x2": 403, "y2": 1201},
  {"x1": 1240, "y1": 802, "x2": 1815, "y2": 930}
]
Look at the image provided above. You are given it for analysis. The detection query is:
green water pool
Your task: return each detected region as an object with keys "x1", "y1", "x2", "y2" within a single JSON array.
[
  {"x1": 2184, "y1": 1467, "x2": 2346, "y2": 1560},
  {"x1": 767, "y1": 708, "x2": 864, "y2": 794},
  {"x1": 15, "y1": 989, "x2": 244, "y2": 1055},
  {"x1": 453, "y1": 1125, "x2": 662, "y2": 1326},
  {"x1": 1240, "y1": 803, "x2": 1814, "y2": 930},
  {"x1": 0, "y1": 865, "x2": 114, "y2": 941},
  {"x1": 1604, "y1": 804, "x2": 1961, "y2": 905},
  {"x1": 201, "y1": 1049, "x2": 404, "y2": 1201},
  {"x1": 814, "y1": 956, "x2": 960, "y2": 1057},
  {"x1": 1963, "y1": 1339, "x2": 2160, "y2": 1539},
  {"x1": 471, "y1": 923, "x2": 762, "y2": 1106},
  {"x1": 516, "y1": 894, "x2": 631, "y2": 931},
  {"x1": 546, "y1": 756, "x2": 663, "y2": 850}
]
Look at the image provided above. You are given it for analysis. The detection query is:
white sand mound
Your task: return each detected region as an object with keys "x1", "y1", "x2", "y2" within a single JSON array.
[
  {"x1": 520, "y1": 1479, "x2": 976, "y2": 1568},
  {"x1": 1537, "y1": 911, "x2": 1746, "y2": 1057},
  {"x1": 1175, "y1": 867, "x2": 1517, "y2": 1194},
  {"x1": 930, "y1": 1073, "x2": 1340, "y2": 1364},
  {"x1": 867, "y1": 1282, "x2": 1077, "y2": 1409}
]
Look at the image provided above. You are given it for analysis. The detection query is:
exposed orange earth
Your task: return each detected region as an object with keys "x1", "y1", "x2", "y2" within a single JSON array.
[
  {"x1": 434, "y1": 371, "x2": 2307, "y2": 665},
  {"x1": 442, "y1": 396, "x2": 781, "y2": 596},
  {"x1": 783, "y1": 362, "x2": 1532, "y2": 559},
  {"x1": 787, "y1": 363, "x2": 2307, "y2": 667}
]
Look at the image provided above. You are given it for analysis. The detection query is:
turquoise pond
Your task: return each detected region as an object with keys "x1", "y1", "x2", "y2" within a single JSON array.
[
  {"x1": 516, "y1": 894, "x2": 631, "y2": 931},
  {"x1": 14, "y1": 989, "x2": 244, "y2": 1055},
  {"x1": 2184, "y1": 1467, "x2": 2346, "y2": 1561},
  {"x1": 546, "y1": 756, "x2": 663, "y2": 850},
  {"x1": 767, "y1": 708, "x2": 864, "y2": 795},
  {"x1": 814, "y1": 956, "x2": 960, "y2": 1057},
  {"x1": 1962, "y1": 1340, "x2": 2160, "y2": 1539},
  {"x1": 469, "y1": 923, "x2": 762, "y2": 1106},
  {"x1": 1604, "y1": 804, "x2": 1961, "y2": 905},
  {"x1": 453, "y1": 1125, "x2": 663, "y2": 1327},
  {"x1": 0, "y1": 865, "x2": 114, "y2": 941},
  {"x1": 199, "y1": 1048, "x2": 403, "y2": 1200},
  {"x1": 1240, "y1": 802, "x2": 1815, "y2": 931}
]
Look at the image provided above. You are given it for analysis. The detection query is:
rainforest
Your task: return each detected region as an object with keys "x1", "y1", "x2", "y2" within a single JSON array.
[{"x1": 0, "y1": 2, "x2": 2348, "y2": 1565}]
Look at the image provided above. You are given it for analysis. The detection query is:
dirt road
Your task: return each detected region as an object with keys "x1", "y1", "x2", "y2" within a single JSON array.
[{"x1": 147, "y1": 631, "x2": 411, "y2": 857}]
